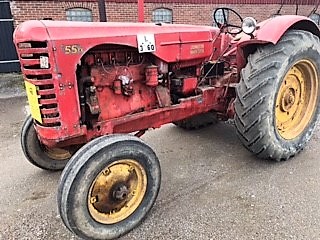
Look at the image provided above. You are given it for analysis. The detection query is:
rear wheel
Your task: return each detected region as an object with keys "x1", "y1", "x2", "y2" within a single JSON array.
[
  {"x1": 21, "y1": 115, "x2": 74, "y2": 170},
  {"x1": 235, "y1": 30, "x2": 320, "y2": 161},
  {"x1": 58, "y1": 134, "x2": 161, "y2": 240}
]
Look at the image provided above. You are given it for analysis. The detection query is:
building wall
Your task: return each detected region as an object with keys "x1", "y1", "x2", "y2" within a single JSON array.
[
  {"x1": 10, "y1": 1, "x2": 100, "y2": 26},
  {"x1": 10, "y1": 1, "x2": 320, "y2": 27}
]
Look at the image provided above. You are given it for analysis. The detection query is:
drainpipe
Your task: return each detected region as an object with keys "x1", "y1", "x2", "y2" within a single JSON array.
[
  {"x1": 138, "y1": 0, "x2": 144, "y2": 22},
  {"x1": 98, "y1": 0, "x2": 107, "y2": 22}
]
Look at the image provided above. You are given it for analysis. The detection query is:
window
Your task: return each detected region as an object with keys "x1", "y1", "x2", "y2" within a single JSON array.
[
  {"x1": 309, "y1": 13, "x2": 320, "y2": 25},
  {"x1": 66, "y1": 8, "x2": 93, "y2": 22},
  {"x1": 152, "y1": 8, "x2": 173, "y2": 24},
  {"x1": 213, "y1": 8, "x2": 228, "y2": 27}
]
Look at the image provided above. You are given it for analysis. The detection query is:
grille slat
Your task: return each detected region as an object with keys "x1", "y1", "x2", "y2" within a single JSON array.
[
  {"x1": 25, "y1": 74, "x2": 52, "y2": 81},
  {"x1": 19, "y1": 48, "x2": 48, "y2": 54},
  {"x1": 24, "y1": 79, "x2": 53, "y2": 85},
  {"x1": 42, "y1": 117, "x2": 60, "y2": 124},
  {"x1": 38, "y1": 89, "x2": 55, "y2": 95},
  {"x1": 23, "y1": 69, "x2": 51, "y2": 75},
  {"x1": 21, "y1": 59, "x2": 40, "y2": 66},
  {"x1": 39, "y1": 98, "x2": 57, "y2": 105},
  {"x1": 41, "y1": 108, "x2": 59, "y2": 115}
]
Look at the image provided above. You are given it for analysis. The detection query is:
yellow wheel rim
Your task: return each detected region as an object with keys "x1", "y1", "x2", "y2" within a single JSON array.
[
  {"x1": 275, "y1": 60, "x2": 318, "y2": 140},
  {"x1": 88, "y1": 159, "x2": 147, "y2": 224},
  {"x1": 43, "y1": 146, "x2": 72, "y2": 160}
]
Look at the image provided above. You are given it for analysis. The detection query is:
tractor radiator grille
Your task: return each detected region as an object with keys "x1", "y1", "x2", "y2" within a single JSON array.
[{"x1": 18, "y1": 41, "x2": 61, "y2": 127}]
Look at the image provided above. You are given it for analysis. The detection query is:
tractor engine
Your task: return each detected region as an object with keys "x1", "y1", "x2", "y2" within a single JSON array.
[
  {"x1": 79, "y1": 45, "x2": 158, "y2": 124},
  {"x1": 77, "y1": 44, "x2": 208, "y2": 130}
]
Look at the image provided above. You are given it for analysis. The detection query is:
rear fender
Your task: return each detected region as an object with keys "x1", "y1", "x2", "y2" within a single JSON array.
[{"x1": 236, "y1": 16, "x2": 320, "y2": 71}]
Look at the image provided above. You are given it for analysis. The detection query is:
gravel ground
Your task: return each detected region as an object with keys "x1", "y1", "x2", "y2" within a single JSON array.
[{"x1": 1, "y1": 95, "x2": 320, "y2": 240}]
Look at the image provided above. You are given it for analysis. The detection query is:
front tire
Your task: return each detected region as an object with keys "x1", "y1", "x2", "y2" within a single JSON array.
[
  {"x1": 21, "y1": 115, "x2": 73, "y2": 170},
  {"x1": 58, "y1": 135, "x2": 161, "y2": 240},
  {"x1": 235, "y1": 30, "x2": 320, "y2": 161}
]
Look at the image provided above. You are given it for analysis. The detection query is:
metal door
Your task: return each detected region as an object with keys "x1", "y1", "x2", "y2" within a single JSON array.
[{"x1": 0, "y1": 1, "x2": 20, "y2": 73}]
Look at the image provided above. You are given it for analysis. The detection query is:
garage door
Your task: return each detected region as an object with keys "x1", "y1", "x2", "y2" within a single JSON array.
[{"x1": 0, "y1": 1, "x2": 20, "y2": 73}]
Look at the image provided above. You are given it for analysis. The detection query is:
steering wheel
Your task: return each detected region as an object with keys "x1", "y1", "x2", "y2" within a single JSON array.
[{"x1": 213, "y1": 8, "x2": 243, "y2": 34}]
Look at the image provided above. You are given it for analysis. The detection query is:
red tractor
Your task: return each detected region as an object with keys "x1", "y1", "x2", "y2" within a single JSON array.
[{"x1": 14, "y1": 8, "x2": 320, "y2": 240}]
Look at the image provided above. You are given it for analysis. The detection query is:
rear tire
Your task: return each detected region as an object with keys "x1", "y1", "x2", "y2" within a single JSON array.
[
  {"x1": 58, "y1": 134, "x2": 161, "y2": 240},
  {"x1": 235, "y1": 30, "x2": 320, "y2": 161},
  {"x1": 21, "y1": 115, "x2": 73, "y2": 170}
]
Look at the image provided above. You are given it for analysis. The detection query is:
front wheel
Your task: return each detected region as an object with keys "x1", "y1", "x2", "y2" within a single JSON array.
[
  {"x1": 21, "y1": 115, "x2": 74, "y2": 170},
  {"x1": 235, "y1": 30, "x2": 320, "y2": 161},
  {"x1": 58, "y1": 134, "x2": 161, "y2": 240}
]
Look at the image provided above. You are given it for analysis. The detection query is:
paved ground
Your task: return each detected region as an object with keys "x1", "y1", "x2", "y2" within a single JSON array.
[
  {"x1": 1, "y1": 95, "x2": 320, "y2": 240},
  {"x1": 0, "y1": 73, "x2": 25, "y2": 99}
]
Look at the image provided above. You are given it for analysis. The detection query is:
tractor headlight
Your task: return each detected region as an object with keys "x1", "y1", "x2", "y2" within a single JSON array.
[{"x1": 242, "y1": 17, "x2": 257, "y2": 35}]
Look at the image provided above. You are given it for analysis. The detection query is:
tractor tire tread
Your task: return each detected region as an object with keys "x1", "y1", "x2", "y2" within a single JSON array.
[{"x1": 235, "y1": 30, "x2": 320, "y2": 161}]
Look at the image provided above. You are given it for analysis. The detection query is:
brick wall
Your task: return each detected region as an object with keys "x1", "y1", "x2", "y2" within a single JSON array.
[
  {"x1": 10, "y1": 1, "x2": 319, "y2": 27},
  {"x1": 10, "y1": 1, "x2": 100, "y2": 26}
]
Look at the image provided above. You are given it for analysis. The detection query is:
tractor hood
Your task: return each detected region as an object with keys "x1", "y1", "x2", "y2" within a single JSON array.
[{"x1": 14, "y1": 20, "x2": 218, "y2": 63}]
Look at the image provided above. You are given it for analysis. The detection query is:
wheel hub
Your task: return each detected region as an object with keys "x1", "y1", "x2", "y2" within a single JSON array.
[
  {"x1": 275, "y1": 60, "x2": 318, "y2": 140},
  {"x1": 88, "y1": 159, "x2": 147, "y2": 224},
  {"x1": 113, "y1": 184, "x2": 129, "y2": 201},
  {"x1": 43, "y1": 146, "x2": 72, "y2": 160},
  {"x1": 281, "y1": 87, "x2": 295, "y2": 112}
]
